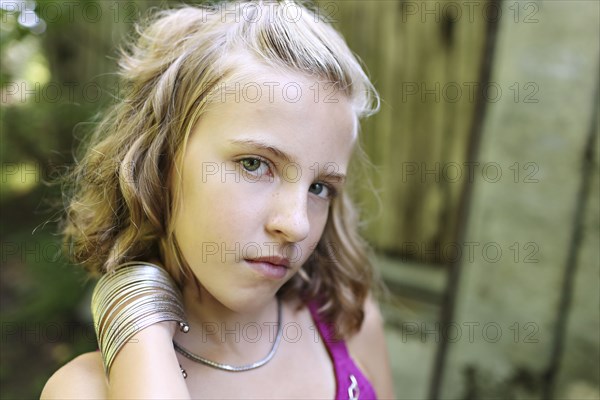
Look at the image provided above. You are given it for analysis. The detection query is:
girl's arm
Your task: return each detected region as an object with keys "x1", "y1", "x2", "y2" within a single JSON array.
[
  {"x1": 347, "y1": 294, "x2": 396, "y2": 399},
  {"x1": 106, "y1": 322, "x2": 190, "y2": 399},
  {"x1": 40, "y1": 322, "x2": 190, "y2": 399}
]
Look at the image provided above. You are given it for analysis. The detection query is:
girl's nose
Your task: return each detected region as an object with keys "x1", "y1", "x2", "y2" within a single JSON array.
[{"x1": 265, "y1": 189, "x2": 310, "y2": 244}]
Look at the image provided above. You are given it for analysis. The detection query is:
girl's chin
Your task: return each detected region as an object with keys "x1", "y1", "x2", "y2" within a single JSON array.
[{"x1": 183, "y1": 282, "x2": 282, "y2": 314}]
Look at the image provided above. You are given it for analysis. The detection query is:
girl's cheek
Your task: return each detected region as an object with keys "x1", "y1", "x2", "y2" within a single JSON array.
[
  {"x1": 309, "y1": 200, "x2": 330, "y2": 222},
  {"x1": 308, "y1": 210, "x2": 329, "y2": 241}
]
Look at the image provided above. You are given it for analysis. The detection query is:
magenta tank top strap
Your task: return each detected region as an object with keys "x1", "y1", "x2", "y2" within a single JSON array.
[{"x1": 307, "y1": 301, "x2": 378, "y2": 400}]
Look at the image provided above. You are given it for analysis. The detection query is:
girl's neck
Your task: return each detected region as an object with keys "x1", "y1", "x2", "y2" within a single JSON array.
[{"x1": 173, "y1": 281, "x2": 281, "y2": 360}]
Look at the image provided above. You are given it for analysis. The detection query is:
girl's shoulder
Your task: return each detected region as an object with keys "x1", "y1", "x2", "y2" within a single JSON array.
[
  {"x1": 40, "y1": 351, "x2": 107, "y2": 399},
  {"x1": 346, "y1": 295, "x2": 396, "y2": 399}
]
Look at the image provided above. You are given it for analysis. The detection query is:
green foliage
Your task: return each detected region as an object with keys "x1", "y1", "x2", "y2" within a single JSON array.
[{"x1": 1, "y1": 2, "x2": 108, "y2": 398}]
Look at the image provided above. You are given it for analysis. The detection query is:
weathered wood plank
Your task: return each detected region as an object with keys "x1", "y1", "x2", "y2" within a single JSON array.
[
  {"x1": 330, "y1": 1, "x2": 488, "y2": 263},
  {"x1": 439, "y1": 1, "x2": 600, "y2": 398}
]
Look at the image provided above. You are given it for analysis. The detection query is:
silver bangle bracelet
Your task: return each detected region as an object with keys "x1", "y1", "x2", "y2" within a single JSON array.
[{"x1": 91, "y1": 262, "x2": 188, "y2": 377}]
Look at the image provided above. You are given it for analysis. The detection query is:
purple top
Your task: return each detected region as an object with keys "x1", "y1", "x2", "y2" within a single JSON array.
[{"x1": 308, "y1": 301, "x2": 378, "y2": 400}]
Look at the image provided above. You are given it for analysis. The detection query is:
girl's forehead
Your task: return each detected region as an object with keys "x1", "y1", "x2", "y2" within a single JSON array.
[
  {"x1": 189, "y1": 68, "x2": 358, "y2": 161},
  {"x1": 183, "y1": 62, "x2": 359, "y2": 156},
  {"x1": 205, "y1": 63, "x2": 351, "y2": 108},
  {"x1": 204, "y1": 74, "x2": 356, "y2": 131},
  {"x1": 197, "y1": 75, "x2": 352, "y2": 129}
]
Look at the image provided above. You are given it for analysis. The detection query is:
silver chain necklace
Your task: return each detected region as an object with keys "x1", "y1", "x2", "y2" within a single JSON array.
[{"x1": 173, "y1": 298, "x2": 283, "y2": 373}]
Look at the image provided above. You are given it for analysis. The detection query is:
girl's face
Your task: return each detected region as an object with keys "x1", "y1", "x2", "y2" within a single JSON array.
[{"x1": 172, "y1": 70, "x2": 356, "y2": 312}]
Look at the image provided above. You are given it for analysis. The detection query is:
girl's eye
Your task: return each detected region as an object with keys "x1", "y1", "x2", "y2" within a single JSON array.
[
  {"x1": 239, "y1": 157, "x2": 271, "y2": 177},
  {"x1": 240, "y1": 158, "x2": 261, "y2": 171},
  {"x1": 309, "y1": 182, "x2": 335, "y2": 200}
]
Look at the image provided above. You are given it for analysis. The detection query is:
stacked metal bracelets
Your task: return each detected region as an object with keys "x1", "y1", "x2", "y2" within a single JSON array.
[{"x1": 91, "y1": 262, "x2": 188, "y2": 377}]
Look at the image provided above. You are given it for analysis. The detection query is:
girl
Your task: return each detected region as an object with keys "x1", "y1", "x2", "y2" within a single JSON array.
[{"x1": 42, "y1": 1, "x2": 395, "y2": 398}]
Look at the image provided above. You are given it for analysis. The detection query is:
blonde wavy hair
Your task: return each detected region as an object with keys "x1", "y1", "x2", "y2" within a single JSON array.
[{"x1": 63, "y1": 0, "x2": 380, "y2": 338}]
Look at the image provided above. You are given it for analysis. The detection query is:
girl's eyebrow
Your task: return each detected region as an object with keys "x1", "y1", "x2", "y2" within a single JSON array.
[
  {"x1": 228, "y1": 138, "x2": 346, "y2": 183},
  {"x1": 228, "y1": 139, "x2": 293, "y2": 164}
]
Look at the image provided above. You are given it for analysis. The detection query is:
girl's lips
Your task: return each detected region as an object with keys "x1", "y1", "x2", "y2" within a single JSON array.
[
  {"x1": 246, "y1": 256, "x2": 290, "y2": 268},
  {"x1": 244, "y1": 258, "x2": 290, "y2": 279}
]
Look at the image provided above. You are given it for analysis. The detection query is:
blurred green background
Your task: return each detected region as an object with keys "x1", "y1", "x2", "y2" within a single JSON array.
[{"x1": 1, "y1": 1, "x2": 598, "y2": 399}]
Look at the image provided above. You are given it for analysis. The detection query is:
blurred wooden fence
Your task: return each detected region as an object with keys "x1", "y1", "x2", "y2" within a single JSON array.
[
  {"x1": 331, "y1": 2, "x2": 600, "y2": 400},
  {"x1": 330, "y1": 0, "x2": 489, "y2": 263}
]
